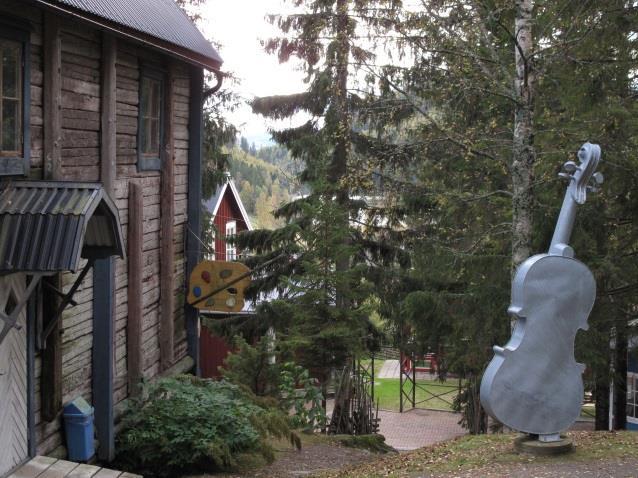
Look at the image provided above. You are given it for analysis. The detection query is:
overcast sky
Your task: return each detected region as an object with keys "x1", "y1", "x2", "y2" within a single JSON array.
[{"x1": 200, "y1": 0, "x2": 307, "y2": 146}]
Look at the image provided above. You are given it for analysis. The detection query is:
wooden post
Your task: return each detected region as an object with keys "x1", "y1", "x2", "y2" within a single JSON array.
[
  {"x1": 159, "y1": 64, "x2": 176, "y2": 370},
  {"x1": 92, "y1": 33, "x2": 117, "y2": 462},
  {"x1": 127, "y1": 183, "x2": 144, "y2": 396},
  {"x1": 41, "y1": 12, "x2": 62, "y2": 423},
  {"x1": 186, "y1": 67, "x2": 203, "y2": 374},
  {"x1": 43, "y1": 12, "x2": 62, "y2": 180},
  {"x1": 100, "y1": 35, "x2": 117, "y2": 194}
]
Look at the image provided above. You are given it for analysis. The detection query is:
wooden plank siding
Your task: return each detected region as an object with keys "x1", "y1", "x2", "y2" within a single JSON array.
[{"x1": 0, "y1": 3, "x2": 198, "y2": 458}]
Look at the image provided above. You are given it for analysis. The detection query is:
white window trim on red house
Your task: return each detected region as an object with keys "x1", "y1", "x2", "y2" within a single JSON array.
[{"x1": 225, "y1": 220, "x2": 237, "y2": 261}]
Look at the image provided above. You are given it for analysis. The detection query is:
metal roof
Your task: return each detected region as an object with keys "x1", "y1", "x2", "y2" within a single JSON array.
[
  {"x1": 32, "y1": 0, "x2": 222, "y2": 70},
  {"x1": 0, "y1": 181, "x2": 125, "y2": 273}
]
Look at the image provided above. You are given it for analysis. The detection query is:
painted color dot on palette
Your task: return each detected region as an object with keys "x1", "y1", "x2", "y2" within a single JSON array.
[
  {"x1": 201, "y1": 271, "x2": 211, "y2": 283},
  {"x1": 193, "y1": 286, "x2": 202, "y2": 297}
]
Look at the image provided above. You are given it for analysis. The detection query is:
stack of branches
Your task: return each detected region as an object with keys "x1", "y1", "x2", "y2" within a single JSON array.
[{"x1": 329, "y1": 360, "x2": 379, "y2": 435}]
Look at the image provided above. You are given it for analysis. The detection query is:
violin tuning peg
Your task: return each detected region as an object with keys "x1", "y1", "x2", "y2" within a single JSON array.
[
  {"x1": 562, "y1": 161, "x2": 579, "y2": 173},
  {"x1": 592, "y1": 171, "x2": 604, "y2": 185},
  {"x1": 587, "y1": 185, "x2": 599, "y2": 193},
  {"x1": 558, "y1": 172, "x2": 573, "y2": 181}
]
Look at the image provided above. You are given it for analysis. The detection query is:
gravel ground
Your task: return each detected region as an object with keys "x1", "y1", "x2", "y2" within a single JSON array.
[{"x1": 214, "y1": 443, "x2": 379, "y2": 478}]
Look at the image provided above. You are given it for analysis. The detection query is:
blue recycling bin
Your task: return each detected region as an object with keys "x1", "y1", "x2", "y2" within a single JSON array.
[{"x1": 63, "y1": 397, "x2": 95, "y2": 461}]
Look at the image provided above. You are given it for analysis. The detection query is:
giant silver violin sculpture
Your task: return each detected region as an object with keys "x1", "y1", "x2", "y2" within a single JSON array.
[{"x1": 480, "y1": 142, "x2": 603, "y2": 441}]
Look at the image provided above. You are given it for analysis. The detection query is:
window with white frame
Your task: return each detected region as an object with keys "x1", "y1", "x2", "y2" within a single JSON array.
[
  {"x1": 628, "y1": 372, "x2": 637, "y2": 424},
  {"x1": 225, "y1": 221, "x2": 236, "y2": 261}
]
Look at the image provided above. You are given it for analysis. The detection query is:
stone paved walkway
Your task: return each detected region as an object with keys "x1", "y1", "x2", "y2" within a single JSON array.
[
  {"x1": 378, "y1": 359, "x2": 400, "y2": 378},
  {"x1": 377, "y1": 409, "x2": 466, "y2": 451}
]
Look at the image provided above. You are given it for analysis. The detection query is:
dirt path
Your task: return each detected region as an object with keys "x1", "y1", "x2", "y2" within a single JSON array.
[{"x1": 218, "y1": 443, "x2": 379, "y2": 478}]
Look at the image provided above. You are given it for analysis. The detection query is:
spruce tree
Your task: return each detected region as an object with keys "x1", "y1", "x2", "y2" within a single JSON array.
[{"x1": 225, "y1": 0, "x2": 400, "y2": 385}]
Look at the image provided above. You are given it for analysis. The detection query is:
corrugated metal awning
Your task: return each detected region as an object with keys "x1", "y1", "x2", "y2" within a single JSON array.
[{"x1": 0, "y1": 181, "x2": 125, "y2": 274}]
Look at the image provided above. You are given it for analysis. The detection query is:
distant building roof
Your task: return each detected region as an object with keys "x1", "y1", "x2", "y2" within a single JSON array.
[
  {"x1": 32, "y1": 0, "x2": 222, "y2": 70},
  {"x1": 0, "y1": 181, "x2": 124, "y2": 273},
  {"x1": 204, "y1": 175, "x2": 253, "y2": 230}
]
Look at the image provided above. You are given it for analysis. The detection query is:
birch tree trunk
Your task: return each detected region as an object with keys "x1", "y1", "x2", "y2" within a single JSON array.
[{"x1": 511, "y1": 0, "x2": 535, "y2": 269}]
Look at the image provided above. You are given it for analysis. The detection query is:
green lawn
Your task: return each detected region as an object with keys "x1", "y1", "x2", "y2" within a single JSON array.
[
  {"x1": 373, "y1": 377, "x2": 459, "y2": 411},
  {"x1": 363, "y1": 359, "x2": 460, "y2": 411}
]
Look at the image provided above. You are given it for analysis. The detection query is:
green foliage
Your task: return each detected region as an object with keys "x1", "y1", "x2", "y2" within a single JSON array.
[
  {"x1": 114, "y1": 375, "x2": 297, "y2": 477},
  {"x1": 220, "y1": 336, "x2": 327, "y2": 431},
  {"x1": 278, "y1": 362, "x2": 327, "y2": 430},
  {"x1": 452, "y1": 374, "x2": 488, "y2": 435},
  {"x1": 227, "y1": 145, "x2": 300, "y2": 229},
  {"x1": 220, "y1": 335, "x2": 280, "y2": 397},
  {"x1": 355, "y1": 0, "x2": 638, "y2": 430}
]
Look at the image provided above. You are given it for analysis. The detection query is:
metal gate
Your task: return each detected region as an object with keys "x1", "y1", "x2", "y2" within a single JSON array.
[
  {"x1": 400, "y1": 351, "x2": 461, "y2": 412},
  {"x1": 0, "y1": 274, "x2": 28, "y2": 476}
]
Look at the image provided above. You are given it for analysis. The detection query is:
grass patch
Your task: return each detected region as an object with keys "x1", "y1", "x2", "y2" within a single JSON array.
[
  {"x1": 320, "y1": 431, "x2": 638, "y2": 477},
  {"x1": 374, "y1": 378, "x2": 458, "y2": 412}
]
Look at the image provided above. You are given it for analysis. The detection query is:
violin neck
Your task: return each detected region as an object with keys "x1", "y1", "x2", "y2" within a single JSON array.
[{"x1": 549, "y1": 189, "x2": 577, "y2": 256}]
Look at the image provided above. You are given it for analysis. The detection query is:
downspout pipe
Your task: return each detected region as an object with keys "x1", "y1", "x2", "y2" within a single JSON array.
[{"x1": 203, "y1": 69, "x2": 224, "y2": 101}]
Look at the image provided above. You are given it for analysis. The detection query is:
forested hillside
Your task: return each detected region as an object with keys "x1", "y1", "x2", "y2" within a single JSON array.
[{"x1": 228, "y1": 139, "x2": 301, "y2": 229}]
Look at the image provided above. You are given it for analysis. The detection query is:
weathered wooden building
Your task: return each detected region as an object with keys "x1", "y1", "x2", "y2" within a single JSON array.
[{"x1": 0, "y1": 0, "x2": 221, "y2": 473}]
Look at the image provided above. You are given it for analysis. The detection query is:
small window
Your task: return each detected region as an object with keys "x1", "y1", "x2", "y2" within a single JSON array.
[
  {"x1": 0, "y1": 26, "x2": 29, "y2": 177},
  {"x1": 138, "y1": 69, "x2": 164, "y2": 171},
  {"x1": 225, "y1": 221, "x2": 236, "y2": 261}
]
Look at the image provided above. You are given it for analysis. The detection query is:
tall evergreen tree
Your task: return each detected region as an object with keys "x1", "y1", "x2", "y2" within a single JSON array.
[{"x1": 224, "y1": 0, "x2": 401, "y2": 383}]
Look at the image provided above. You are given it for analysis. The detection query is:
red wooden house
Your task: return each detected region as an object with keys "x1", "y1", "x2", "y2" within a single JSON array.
[
  {"x1": 204, "y1": 173, "x2": 252, "y2": 261},
  {"x1": 200, "y1": 174, "x2": 253, "y2": 377}
]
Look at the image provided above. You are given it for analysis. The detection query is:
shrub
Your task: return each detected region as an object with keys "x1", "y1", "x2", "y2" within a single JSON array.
[
  {"x1": 221, "y1": 335, "x2": 280, "y2": 396},
  {"x1": 115, "y1": 375, "x2": 298, "y2": 477},
  {"x1": 221, "y1": 336, "x2": 327, "y2": 431},
  {"x1": 278, "y1": 362, "x2": 327, "y2": 430}
]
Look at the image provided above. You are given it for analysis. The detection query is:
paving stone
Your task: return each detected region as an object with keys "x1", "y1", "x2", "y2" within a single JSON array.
[{"x1": 378, "y1": 409, "x2": 466, "y2": 451}]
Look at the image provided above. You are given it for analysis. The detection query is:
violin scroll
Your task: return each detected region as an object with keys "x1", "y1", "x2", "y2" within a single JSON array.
[{"x1": 558, "y1": 142, "x2": 602, "y2": 204}]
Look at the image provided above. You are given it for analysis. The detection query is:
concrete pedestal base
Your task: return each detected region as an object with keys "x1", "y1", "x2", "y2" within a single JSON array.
[{"x1": 514, "y1": 434, "x2": 573, "y2": 456}]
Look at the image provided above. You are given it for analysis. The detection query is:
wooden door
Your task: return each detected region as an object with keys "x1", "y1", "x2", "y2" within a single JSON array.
[
  {"x1": 200, "y1": 325, "x2": 232, "y2": 379},
  {"x1": 0, "y1": 274, "x2": 28, "y2": 476}
]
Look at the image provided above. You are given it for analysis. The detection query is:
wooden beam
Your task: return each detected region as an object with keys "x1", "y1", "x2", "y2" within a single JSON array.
[
  {"x1": 41, "y1": 12, "x2": 63, "y2": 422},
  {"x1": 100, "y1": 35, "x2": 117, "y2": 195},
  {"x1": 185, "y1": 67, "x2": 204, "y2": 374},
  {"x1": 26, "y1": 283, "x2": 38, "y2": 457},
  {"x1": 127, "y1": 183, "x2": 143, "y2": 396},
  {"x1": 93, "y1": 32, "x2": 117, "y2": 462},
  {"x1": 159, "y1": 64, "x2": 176, "y2": 370},
  {"x1": 43, "y1": 12, "x2": 62, "y2": 181},
  {"x1": 40, "y1": 278, "x2": 62, "y2": 422},
  {"x1": 92, "y1": 265, "x2": 116, "y2": 459}
]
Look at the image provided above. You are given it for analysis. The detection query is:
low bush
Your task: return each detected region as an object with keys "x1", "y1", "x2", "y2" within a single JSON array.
[
  {"x1": 221, "y1": 336, "x2": 327, "y2": 430},
  {"x1": 115, "y1": 375, "x2": 298, "y2": 477}
]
